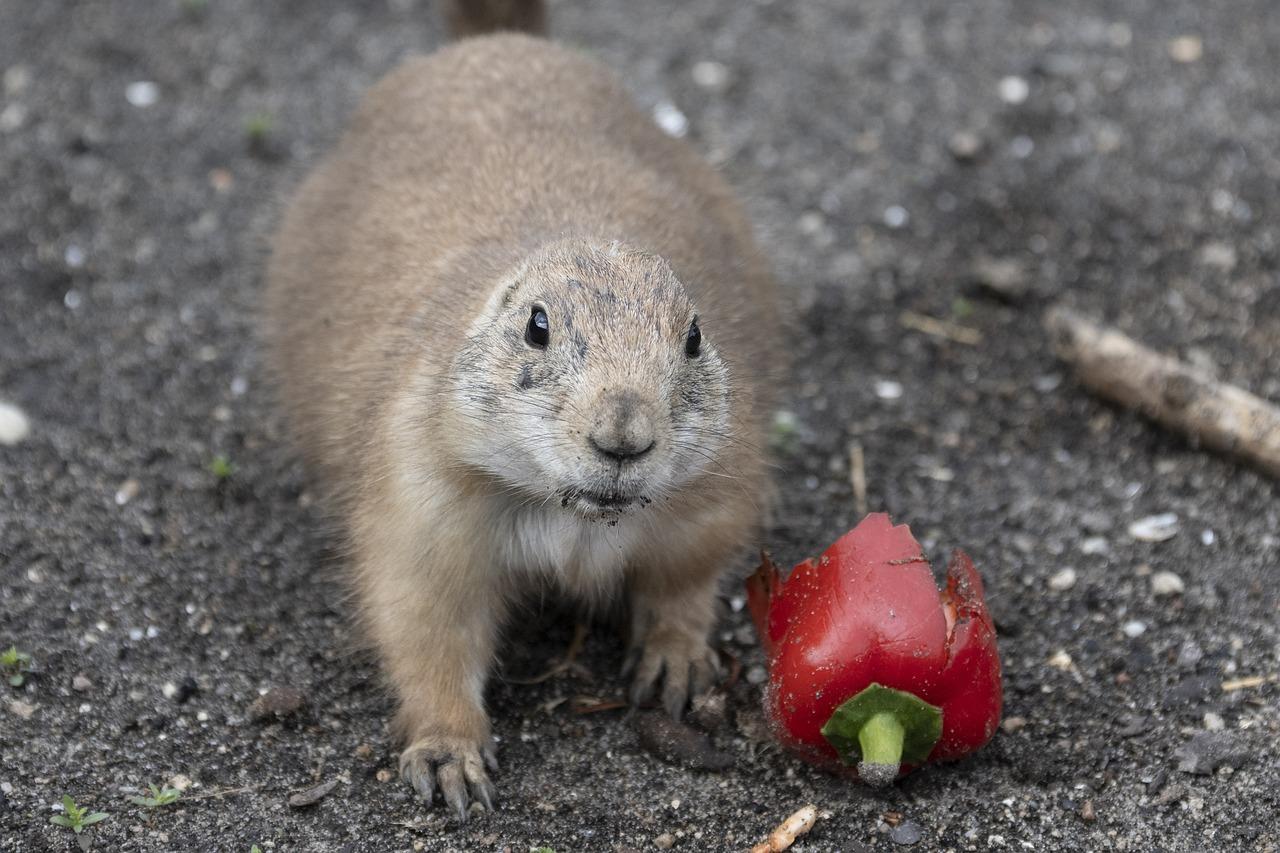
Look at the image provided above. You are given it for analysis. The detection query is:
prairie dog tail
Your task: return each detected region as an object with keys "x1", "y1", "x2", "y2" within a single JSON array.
[{"x1": 442, "y1": 0, "x2": 547, "y2": 38}]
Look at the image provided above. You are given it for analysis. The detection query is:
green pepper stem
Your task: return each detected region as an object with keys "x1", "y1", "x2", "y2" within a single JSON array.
[
  {"x1": 858, "y1": 711, "x2": 905, "y2": 766},
  {"x1": 856, "y1": 711, "x2": 904, "y2": 786}
]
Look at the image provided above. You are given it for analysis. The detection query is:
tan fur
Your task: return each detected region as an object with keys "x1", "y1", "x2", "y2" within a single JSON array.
[{"x1": 264, "y1": 31, "x2": 780, "y2": 815}]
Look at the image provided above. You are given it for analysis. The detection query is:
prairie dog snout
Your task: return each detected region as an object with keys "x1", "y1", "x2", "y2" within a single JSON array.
[{"x1": 264, "y1": 1, "x2": 780, "y2": 818}]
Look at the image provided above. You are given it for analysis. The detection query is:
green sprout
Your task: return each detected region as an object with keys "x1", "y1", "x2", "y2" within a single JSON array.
[
  {"x1": 251, "y1": 847, "x2": 263, "y2": 853},
  {"x1": 244, "y1": 112, "x2": 275, "y2": 144},
  {"x1": 530, "y1": 848, "x2": 556, "y2": 853},
  {"x1": 129, "y1": 783, "x2": 182, "y2": 808},
  {"x1": 769, "y1": 409, "x2": 801, "y2": 455},
  {"x1": 208, "y1": 455, "x2": 235, "y2": 480},
  {"x1": 49, "y1": 796, "x2": 108, "y2": 834},
  {"x1": 2, "y1": 645, "x2": 33, "y2": 687}
]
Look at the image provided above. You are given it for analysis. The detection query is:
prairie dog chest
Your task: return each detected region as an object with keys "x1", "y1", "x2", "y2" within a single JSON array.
[{"x1": 493, "y1": 503, "x2": 648, "y2": 594}]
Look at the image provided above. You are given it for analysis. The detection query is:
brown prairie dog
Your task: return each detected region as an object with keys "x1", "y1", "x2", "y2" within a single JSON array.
[{"x1": 264, "y1": 0, "x2": 780, "y2": 817}]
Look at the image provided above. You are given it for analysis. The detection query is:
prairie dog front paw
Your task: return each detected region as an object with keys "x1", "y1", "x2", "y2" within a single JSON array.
[
  {"x1": 399, "y1": 732, "x2": 498, "y2": 821},
  {"x1": 626, "y1": 616, "x2": 722, "y2": 719}
]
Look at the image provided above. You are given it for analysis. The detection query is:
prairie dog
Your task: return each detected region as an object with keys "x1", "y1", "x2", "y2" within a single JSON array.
[{"x1": 264, "y1": 0, "x2": 780, "y2": 817}]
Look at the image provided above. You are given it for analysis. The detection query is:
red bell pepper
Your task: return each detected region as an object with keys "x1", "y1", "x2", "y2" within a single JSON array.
[{"x1": 746, "y1": 513, "x2": 1002, "y2": 785}]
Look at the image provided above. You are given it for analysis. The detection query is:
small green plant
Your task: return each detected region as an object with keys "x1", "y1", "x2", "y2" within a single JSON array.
[
  {"x1": 208, "y1": 455, "x2": 235, "y2": 480},
  {"x1": 2, "y1": 645, "x2": 33, "y2": 687},
  {"x1": 129, "y1": 783, "x2": 181, "y2": 808},
  {"x1": 244, "y1": 112, "x2": 275, "y2": 144},
  {"x1": 49, "y1": 796, "x2": 108, "y2": 834},
  {"x1": 251, "y1": 846, "x2": 263, "y2": 853},
  {"x1": 530, "y1": 848, "x2": 556, "y2": 853}
]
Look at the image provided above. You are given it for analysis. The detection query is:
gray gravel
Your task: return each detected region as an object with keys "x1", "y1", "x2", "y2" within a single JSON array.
[{"x1": 2, "y1": 1, "x2": 1278, "y2": 851}]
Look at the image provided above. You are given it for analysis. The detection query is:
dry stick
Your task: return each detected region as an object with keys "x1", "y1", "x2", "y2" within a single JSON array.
[
  {"x1": 1044, "y1": 307, "x2": 1280, "y2": 480},
  {"x1": 849, "y1": 442, "x2": 868, "y2": 518},
  {"x1": 750, "y1": 804, "x2": 818, "y2": 853},
  {"x1": 899, "y1": 311, "x2": 983, "y2": 346}
]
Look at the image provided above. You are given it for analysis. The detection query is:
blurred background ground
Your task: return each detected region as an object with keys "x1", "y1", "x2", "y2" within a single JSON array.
[{"x1": 1, "y1": 0, "x2": 1277, "y2": 850}]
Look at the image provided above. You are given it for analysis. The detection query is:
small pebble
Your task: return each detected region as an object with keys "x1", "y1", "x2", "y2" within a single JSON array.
[
  {"x1": 652, "y1": 101, "x2": 688, "y2": 138},
  {"x1": 997, "y1": 75, "x2": 1030, "y2": 104},
  {"x1": 114, "y1": 478, "x2": 141, "y2": 506},
  {"x1": 1080, "y1": 537, "x2": 1108, "y2": 555},
  {"x1": 1079, "y1": 511, "x2": 1114, "y2": 534},
  {"x1": 1198, "y1": 242, "x2": 1237, "y2": 271},
  {"x1": 1122, "y1": 620, "x2": 1147, "y2": 638},
  {"x1": 1203, "y1": 712, "x2": 1225, "y2": 732},
  {"x1": 690, "y1": 60, "x2": 731, "y2": 92},
  {"x1": 874, "y1": 379, "x2": 904, "y2": 400},
  {"x1": 1174, "y1": 731, "x2": 1250, "y2": 775},
  {"x1": 125, "y1": 80, "x2": 159, "y2": 108},
  {"x1": 1048, "y1": 567, "x2": 1077, "y2": 591},
  {"x1": 72, "y1": 675, "x2": 93, "y2": 692},
  {"x1": 1199, "y1": 529, "x2": 1215, "y2": 546},
  {"x1": 288, "y1": 778, "x2": 337, "y2": 808},
  {"x1": 882, "y1": 205, "x2": 909, "y2": 229},
  {"x1": 1079, "y1": 800, "x2": 1096, "y2": 822},
  {"x1": 1150, "y1": 571, "x2": 1185, "y2": 597},
  {"x1": 1168, "y1": 35, "x2": 1203, "y2": 63},
  {"x1": 9, "y1": 700, "x2": 37, "y2": 719},
  {"x1": 375, "y1": 768, "x2": 394, "y2": 783},
  {"x1": 1175, "y1": 640, "x2": 1203, "y2": 669},
  {"x1": 1009, "y1": 135, "x2": 1035, "y2": 158},
  {"x1": 161, "y1": 681, "x2": 178, "y2": 699},
  {"x1": 1001, "y1": 716, "x2": 1027, "y2": 734},
  {"x1": 948, "y1": 130, "x2": 983, "y2": 161},
  {"x1": 1047, "y1": 650, "x2": 1073, "y2": 670},
  {"x1": 890, "y1": 820, "x2": 923, "y2": 846},
  {"x1": 971, "y1": 255, "x2": 1028, "y2": 301},
  {"x1": 1128, "y1": 513, "x2": 1179, "y2": 542},
  {"x1": 0, "y1": 401, "x2": 31, "y2": 446},
  {"x1": 745, "y1": 665, "x2": 768, "y2": 685},
  {"x1": 655, "y1": 832, "x2": 676, "y2": 850},
  {"x1": 250, "y1": 685, "x2": 307, "y2": 720}
]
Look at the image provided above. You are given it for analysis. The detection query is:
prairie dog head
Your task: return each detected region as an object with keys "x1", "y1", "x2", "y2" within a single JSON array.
[{"x1": 448, "y1": 240, "x2": 733, "y2": 521}]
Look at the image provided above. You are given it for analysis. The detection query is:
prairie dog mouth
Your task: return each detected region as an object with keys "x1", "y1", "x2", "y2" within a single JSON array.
[{"x1": 560, "y1": 487, "x2": 650, "y2": 517}]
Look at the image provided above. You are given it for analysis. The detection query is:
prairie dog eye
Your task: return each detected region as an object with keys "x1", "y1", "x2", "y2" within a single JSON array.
[
  {"x1": 526, "y1": 307, "x2": 549, "y2": 348},
  {"x1": 685, "y1": 319, "x2": 702, "y2": 357}
]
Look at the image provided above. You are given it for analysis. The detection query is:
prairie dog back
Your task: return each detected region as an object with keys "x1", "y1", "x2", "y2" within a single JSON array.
[{"x1": 265, "y1": 21, "x2": 780, "y2": 817}]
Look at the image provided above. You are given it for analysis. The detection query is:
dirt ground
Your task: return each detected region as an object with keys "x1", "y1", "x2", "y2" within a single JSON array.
[{"x1": 2, "y1": 1, "x2": 1278, "y2": 851}]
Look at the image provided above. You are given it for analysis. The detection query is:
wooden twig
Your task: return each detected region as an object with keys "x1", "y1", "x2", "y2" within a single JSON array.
[
  {"x1": 1045, "y1": 307, "x2": 1280, "y2": 480},
  {"x1": 507, "y1": 622, "x2": 590, "y2": 684},
  {"x1": 849, "y1": 442, "x2": 868, "y2": 517},
  {"x1": 750, "y1": 805, "x2": 818, "y2": 853},
  {"x1": 1221, "y1": 674, "x2": 1276, "y2": 692},
  {"x1": 899, "y1": 311, "x2": 982, "y2": 346}
]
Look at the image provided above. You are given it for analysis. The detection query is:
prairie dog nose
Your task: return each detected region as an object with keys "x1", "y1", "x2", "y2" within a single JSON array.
[{"x1": 589, "y1": 390, "x2": 656, "y2": 462}]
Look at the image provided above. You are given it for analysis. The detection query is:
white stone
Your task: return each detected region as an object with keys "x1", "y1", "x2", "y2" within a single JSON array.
[
  {"x1": 883, "y1": 205, "x2": 909, "y2": 228},
  {"x1": 0, "y1": 401, "x2": 31, "y2": 446},
  {"x1": 690, "y1": 60, "x2": 730, "y2": 92},
  {"x1": 652, "y1": 101, "x2": 688, "y2": 138},
  {"x1": 125, "y1": 80, "x2": 159, "y2": 108},
  {"x1": 1150, "y1": 571, "x2": 1185, "y2": 596},
  {"x1": 1128, "y1": 513, "x2": 1179, "y2": 542},
  {"x1": 874, "y1": 379, "x2": 904, "y2": 400},
  {"x1": 998, "y1": 75, "x2": 1030, "y2": 104},
  {"x1": 1122, "y1": 620, "x2": 1147, "y2": 638},
  {"x1": 1048, "y1": 567, "x2": 1078, "y2": 591}
]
